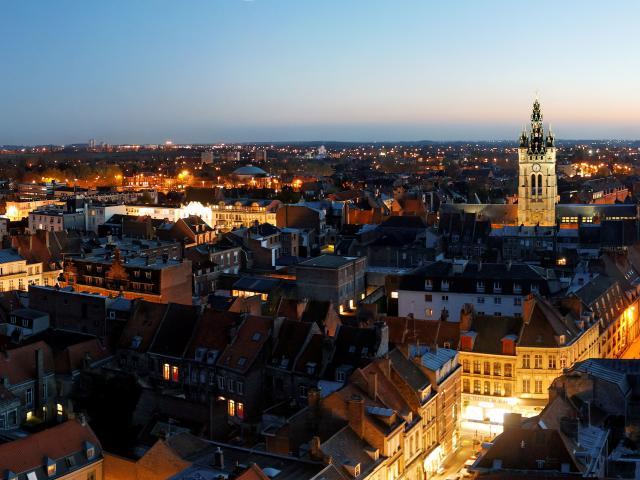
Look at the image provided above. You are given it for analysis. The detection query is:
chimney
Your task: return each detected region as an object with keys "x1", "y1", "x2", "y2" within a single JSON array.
[
  {"x1": 35, "y1": 348, "x2": 44, "y2": 411},
  {"x1": 347, "y1": 395, "x2": 365, "y2": 439},
  {"x1": 213, "y1": 447, "x2": 224, "y2": 469},
  {"x1": 460, "y1": 303, "x2": 474, "y2": 332},
  {"x1": 379, "y1": 356, "x2": 391, "y2": 379},
  {"x1": 310, "y1": 436, "x2": 322, "y2": 460},
  {"x1": 367, "y1": 371, "x2": 378, "y2": 400},
  {"x1": 307, "y1": 387, "x2": 320, "y2": 412}
]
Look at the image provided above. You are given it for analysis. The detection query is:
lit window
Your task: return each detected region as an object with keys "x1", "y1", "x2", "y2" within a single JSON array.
[
  {"x1": 237, "y1": 402, "x2": 245, "y2": 419},
  {"x1": 228, "y1": 399, "x2": 235, "y2": 417},
  {"x1": 47, "y1": 462, "x2": 56, "y2": 477},
  {"x1": 172, "y1": 366, "x2": 179, "y2": 382},
  {"x1": 390, "y1": 291, "x2": 398, "y2": 299},
  {"x1": 56, "y1": 403, "x2": 63, "y2": 416},
  {"x1": 163, "y1": 363, "x2": 170, "y2": 380}
]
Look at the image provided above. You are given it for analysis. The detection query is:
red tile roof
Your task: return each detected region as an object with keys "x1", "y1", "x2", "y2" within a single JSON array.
[
  {"x1": 217, "y1": 315, "x2": 272, "y2": 373},
  {"x1": 54, "y1": 338, "x2": 112, "y2": 374},
  {"x1": 0, "y1": 340, "x2": 54, "y2": 385},
  {"x1": 184, "y1": 309, "x2": 240, "y2": 358},
  {"x1": 0, "y1": 419, "x2": 100, "y2": 474},
  {"x1": 117, "y1": 300, "x2": 167, "y2": 351}
]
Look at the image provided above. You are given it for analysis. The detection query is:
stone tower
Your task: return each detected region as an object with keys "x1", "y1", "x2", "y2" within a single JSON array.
[{"x1": 517, "y1": 99, "x2": 557, "y2": 226}]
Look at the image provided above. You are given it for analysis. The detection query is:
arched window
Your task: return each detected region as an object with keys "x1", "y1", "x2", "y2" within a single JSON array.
[
  {"x1": 538, "y1": 174, "x2": 543, "y2": 196},
  {"x1": 531, "y1": 174, "x2": 536, "y2": 196}
]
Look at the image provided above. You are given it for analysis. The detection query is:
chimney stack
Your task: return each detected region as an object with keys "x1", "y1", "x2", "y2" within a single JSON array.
[
  {"x1": 367, "y1": 371, "x2": 378, "y2": 400},
  {"x1": 347, "y1": 395, "x2": 365, "y2": 439},
  {"x1": 213, "y1": 447, "x2": 224, "y2": 469}
]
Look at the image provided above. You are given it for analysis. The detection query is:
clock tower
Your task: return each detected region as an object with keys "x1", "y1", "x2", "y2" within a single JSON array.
[{"x1": 517, "y1": 99, "x2": 557, "y2": 226}]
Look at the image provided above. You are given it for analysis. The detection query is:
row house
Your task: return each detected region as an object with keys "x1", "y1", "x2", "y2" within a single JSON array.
[
  {"x1": 229, "y1": 223, "x2": 282, "y2": 269},
  {"x1": 395, "y1": 259, "x2": 561, "y2": 321},
  {"x1": 60, "y1": 248, "x2": 193, "y2": 305},
  {"x1": 157, "y1": 215, "x2": 215, "y2": 246},
  {"x1": 184, "y1": 243, "x2": 243, "y2": 300},
  {"x1": 296, "y1": 255, "x2": 367, "y2": 313},
  {"x1": 266, "y1": 320, "x2": 322, "y2": 406},
  {"x1": 215, "y1": 315, "x2": 274, "y2": 427},
  {"x1": 0, "y1": 341, "x2": 57, "y2": 428},
  {"x1": 0, "y1": 248, "x2": 60, "y2": 293},
  {"x1": 458, "y1": 294, "x2": 601, "y2": 435},
  {"x1": 573, "y1": 274, "x2": 638, "y2": 359}
]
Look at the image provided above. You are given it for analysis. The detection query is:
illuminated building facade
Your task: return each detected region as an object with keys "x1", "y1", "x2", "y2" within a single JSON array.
[
  {"x1": 459, "y1": 295, "x2": 602, "y2": 438},
  {"x1": 517, "y1": 99, "x2": 558, "y2": 227},
  {"x1": 125, "y1": 199, "x2": 279, "y2": 231}
]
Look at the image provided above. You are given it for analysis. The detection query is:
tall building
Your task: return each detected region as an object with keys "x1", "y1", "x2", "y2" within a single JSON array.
[{"x1": 517, "y1": 99, "x2": 557, "y2": 227}]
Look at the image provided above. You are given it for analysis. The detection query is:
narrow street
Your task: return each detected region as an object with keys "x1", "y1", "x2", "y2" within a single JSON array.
[{"x1": 430, "y1": 435, "x2": 476, "y2": 480}]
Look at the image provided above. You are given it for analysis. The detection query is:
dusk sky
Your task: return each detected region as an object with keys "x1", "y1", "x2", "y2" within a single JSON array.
[{"x1": 3, "y1": 0, "x2": 640, "y2": 144}]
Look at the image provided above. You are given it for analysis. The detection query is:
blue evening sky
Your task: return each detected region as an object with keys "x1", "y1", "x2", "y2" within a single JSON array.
[{"x1": 2, "y1": 0, "x2": 639, "y2": 144}]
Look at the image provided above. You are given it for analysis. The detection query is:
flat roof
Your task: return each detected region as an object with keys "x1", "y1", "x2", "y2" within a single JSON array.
[{"x1": 297, "y1": 254, "x2": 359, "y2": 269}]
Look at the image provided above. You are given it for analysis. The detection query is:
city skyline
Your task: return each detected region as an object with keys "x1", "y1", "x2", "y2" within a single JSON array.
[{"x1": 3, "y1": 0, "x2": 640, "y2": 144}]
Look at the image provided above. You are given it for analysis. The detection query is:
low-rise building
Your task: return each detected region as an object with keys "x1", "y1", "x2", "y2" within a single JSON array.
[
  {"x1": 0, "y1": 248, "x2": 60, "y2": 292},
  {"x1": 60, "y1": 249, "x2": 193, "y2": 305},
  {"x1": 296, "y1": 255, "x2": 367, "y2": 313},
  {"x1": 28, "y1": 207, "x2": 85, "y2": 233},
  {"x1": 396, "y1": 260, "x2": 560, "y2": 321}
]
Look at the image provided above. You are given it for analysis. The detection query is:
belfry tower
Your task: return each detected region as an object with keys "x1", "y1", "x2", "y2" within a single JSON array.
[{"x1": 517, "y1": 99, "x2": 557, "y2": 226}]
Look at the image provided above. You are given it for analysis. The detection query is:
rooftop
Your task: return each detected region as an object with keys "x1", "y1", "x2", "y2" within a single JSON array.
[{"x1": 297, "y1": 255, "x2": 359, "y2": 269}]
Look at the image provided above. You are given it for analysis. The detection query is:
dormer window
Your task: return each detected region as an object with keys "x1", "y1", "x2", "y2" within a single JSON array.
[
  {"x1": 306, "y1": 362, "x2": 316, "y2": 375},
  {"x1": 46, "y1": 458, "x2": 56, "y2": 477},
  {"x1": 513, "y1": 283, "x2": 522, "y2": 294},
  {"x1": 424, "y1": 279, "x2": 433, "y2": 291},
  {"x1": 85, "y1": 442, "x2": 95, "y2": 459},
  {"x1": 195, "y1": 347, "x2": 206, "y2": 362},
  {"x1": 476, "y1": 281, "x2": 485, "y2": 293},
  {"x1": 441, "y1": 280, "x2": 449, "y2": 291},
  {"x1": 493, "y1": 281, "x2": 502, "y2": 293}
]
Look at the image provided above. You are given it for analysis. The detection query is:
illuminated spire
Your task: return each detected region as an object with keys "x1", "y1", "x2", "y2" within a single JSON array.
[{"x1": 528, "y1": 99, "x2": 546, "y2": 154}]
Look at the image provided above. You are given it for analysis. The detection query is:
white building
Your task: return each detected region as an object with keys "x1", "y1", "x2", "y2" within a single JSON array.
[
  {"x1": 85, "y1": 204, "x2": 127, "y2": 232},
  {"x1": 0, "y1": 249, "x2": 60, "y2": 292},
  {"x1": 396, "y1": 260, "x2": 560, "y2": 321}
]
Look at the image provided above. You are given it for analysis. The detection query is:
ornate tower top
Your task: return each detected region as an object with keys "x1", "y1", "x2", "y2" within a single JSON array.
[
  {"x1": 527, "y1": 99, "x2": 548, "y2": 154},
  {"x1": 531, "y1": 99, "x2": 543, "y2": 123}
]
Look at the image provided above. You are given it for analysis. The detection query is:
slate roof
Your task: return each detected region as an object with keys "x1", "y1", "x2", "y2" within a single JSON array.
[
  {"x1": 293, "y1": 333, "x2": 326, "y2": 375},
  {"x1": 184, "y1": 309, "x2": 240, "y2": 360},
  {"x1": 520, "y1": 296, "x2": 579, "y2": 348},
  {"x1": 573, "y1": 274, "x2": 616, "y2": 306},
  {"x1": 388, "y1": 349, "x2": 430, "y2": 392},
  {"x1": 148, "y1": 303, "x2": 200, "y2": 359},
  {"x1": 117, "y1": 300, "x2": 168, "y2": 352},
  {"x1": 475, "y1": 427, "x2": 580, "y2": 473},
  {"x1": 270, "y1": 320, "x2": 317, "y2": 371},
  {"x1": 0, "y1": 248, "x2": 25, "y2": 263},
  {"x1": 320, "y1": 426, "x2": 383, "y2": 479},
  {"x1": 468, "y1": 315, "x2": 523, "y2": 355},
  {"x1": 300, "y1": 301, "x2": 331, "y2": 327},
  {"x1": 233, "y1": 276, "x2": 282, "y2": 293},
  {"x1": 379, "y1": 216, "x2": 427, "y2": 229},
  {"x1": 217, "y1": 315, "x2": 272, "y2": 373}
]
